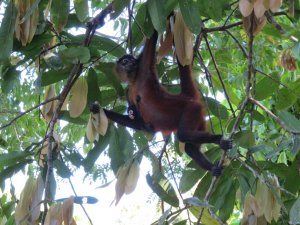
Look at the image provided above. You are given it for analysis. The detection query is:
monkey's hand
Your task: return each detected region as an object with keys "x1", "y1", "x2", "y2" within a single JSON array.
[
  {"x1": 219, "y1": 138, "x2": 232, "y2": 150},
  {"x1": 211, "y1": 163, "x2": 223, "y2": 177}
]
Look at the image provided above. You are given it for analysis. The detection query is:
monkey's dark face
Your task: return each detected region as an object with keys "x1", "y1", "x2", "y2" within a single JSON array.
[{"x1": 115, "y1": 55, "x2": 138, "y2": 82}]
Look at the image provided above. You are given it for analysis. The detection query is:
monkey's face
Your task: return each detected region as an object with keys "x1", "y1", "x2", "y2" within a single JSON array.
[{"x1": 115, "y1": 55, "x2": 138, "y2": 82}]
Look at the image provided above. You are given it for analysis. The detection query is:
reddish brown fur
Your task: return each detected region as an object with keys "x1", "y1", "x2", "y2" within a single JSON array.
[{"x1": 112, "y1": 31, "x2": 231, "y2": 175}]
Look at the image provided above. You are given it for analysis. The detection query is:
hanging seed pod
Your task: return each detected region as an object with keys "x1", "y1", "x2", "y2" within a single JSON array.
[
  {"x1": 124, "y1": 158, "x2": 140, "y2": 194},
  {"x1": 173, "y1": 12, "x2": 193, "y2": 66},
  {"x1": 69, "y1": 77, "x2": 88, "y2": 118},
  {"x1": 239, "y1": 0, "x2": 254, "y2": 17}
]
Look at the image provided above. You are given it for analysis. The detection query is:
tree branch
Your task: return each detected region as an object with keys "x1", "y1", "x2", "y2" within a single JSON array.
[
  {"x1": 42, "y1": 2, "x2": 115, "y2": 224},
  {"x1": 197, "y1": 12, "x2": 256, "y2": 225},
  {"x1": 0, "y1": 96, "x2": 59, "y2": 130}
]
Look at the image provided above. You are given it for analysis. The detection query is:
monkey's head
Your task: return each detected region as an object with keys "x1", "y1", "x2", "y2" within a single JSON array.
[{"x1": 115, "y1": 54, "x2": 138, "y2": 83}]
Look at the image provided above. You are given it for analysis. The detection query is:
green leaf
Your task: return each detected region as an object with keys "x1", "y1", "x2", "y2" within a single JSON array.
[
  {"x1": 252, "y1": 110, "x2": 265, "y2": 122},
  {"x1": 262, "y1": 24, "x2": 282, "y2": 38},
  {"x1": 0, "y1": 1, "x2": 17, "y2": 62},
  {"x1": 74, "y1": 0, "x2": 89, "y2": 22},
  {"x1": 89, "y1": 35, "x2": 126, "y2": 57},
  {"x1": 58, "y1": 111, "x2": 87, "y2": 125},
  {"x1": 205, "y1": 97, "x2": 229, "y2": 119},
  {"x1": 146, "y1": 172, "x2": 179, "y2": 207},
  {"x1": 275, "y1": 88, "x2": 297, "y2": 110},
  {"x1": 290, "y1": 197, "x2": 300, "y2": 224},
  {"x1": 278, "y1": 111, "x2": 300, "y2": 132},
  {"x1": 173, "y1": 220, "x2": 187, "y2": 225},
  {"x1": 255, "y1": 73, "x2": 280, "y2": 101},
  {"x1": 51, "y1": 0, "x2": 70, "y2": 31},
  {"x1": 87, "y1": 68, "x2": 101, "y2": 106},
  {"x1": 1, "y1": 67, "x2": 20, "y2": 94},
  {"x1": 83, "y1": 125, "x2": 111, "y2": 172},
  {"x1": 131, "y1": 4, "x2": 148, "y2": 47},
  {"x1": 179, "y1": 169, "x2": 204, "y2": 193},
  {"x1": 234, "y1": 130, "x2": 255, "y2": 148},
  {"x1": 59, "y1": 46, "x2": 90, "y2": 64},
  {"x1": 218, "y1": 180, "x2": 237, "y2": 221},
  {"x1": 111, "y1": 0, "x2": 130, "y2": 19},
  {"x1": 196, "y1": 0, "x2": 229, "y2": 22},
  {"x1": 183, "y1": 197, "x2": 211, "y2": 207},
  {"x1": 0, "y1": 160, "x2": 33, "y2": 188},
  {"x1": 179, "y1": 0, "x2": 202, "y2": 34},
  {"x1": 147, "y1": 0, "x2": 166, "y2": 33},
  {"x1": 108, "y1": 126, "x2": 134, "y2": 174},
  {"x1": 97, "y1": 62, "x2": 125, "y2": 97},
  {"x1": 0, "y1": 151, "x2": 32, "y2": 168},
  {"x1": 41, "y1": 67, "x2": 71, "y2": 86},
  {"x1": 54, "y1": 159, "x2": 72, "y2": 178}
]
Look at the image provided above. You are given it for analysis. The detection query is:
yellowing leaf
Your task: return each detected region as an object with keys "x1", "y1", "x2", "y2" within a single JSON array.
[
  {"x1": 15, "y1": 176, "x2": 36, "y2": 225},
  {"x1": 86, "y1": 114, "x2": 97, "y2": 143},
  {"x1": 31, "y1": 175, "x2": 44, "y2": 222},
  {"x1": 62, "y1": 196, "x2": 74, "y2": 225},
  {"x1": 14, "y1": 0, "x2": 39, "y2": 46},
  {"x1": 270, "y1": 0, "x2": 282, "y2": 12},
  {"x1": 173, "y1": 12, "x2": 193, "y2": 66},
  {"x1": 28, "y1": 0, "x2": 39, "y2": 43},
  {"x1": 115, "y1": 164, "x2": 130, "y2": 205},
  {"x1": 125, "y1": 159, "x2": 140, "y2": 194},
  {"x1": 69, "y1": 77, "x2": 88, "y2": 118},
  {"x1": 96, "y1": 108, "x2": 108, "y2": 136},
  {"x1": 254, "y1": 0, "x2": 267, "y2": 18},
  {"x1": 44, "y1": 203, "x2": 63, "y2": 225},
  {"x1": 239, "y1": 0, "x2": 254, "y2": 17},
  {"x1": 42, "y1": 85, "x2": 56, "y2": 116}
]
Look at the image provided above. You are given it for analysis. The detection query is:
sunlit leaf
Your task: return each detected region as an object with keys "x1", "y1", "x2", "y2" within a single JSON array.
[
  {"x1": 146, "y1": 172, "x2": 179, "y2": 207},
  {"x1": 51, "y1": 0, "x2": 70, "y2": 32},
  {"x1": 147, "y1": 0, "x2": 166, "y2": 33},
  {"x1": 0, "y1": 1, "x2": 17, "y2": 62},
  {"x1": 74, "y1": 0, "x2": 88, "y2": 22},
  {"x1": 69, "y1": 77, "x2": 88, "y2": 118}
]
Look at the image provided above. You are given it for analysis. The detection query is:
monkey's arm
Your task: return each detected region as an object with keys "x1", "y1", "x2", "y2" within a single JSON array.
[{"x1": 103, "y1": 109, "x2": 144, "y2": 130}]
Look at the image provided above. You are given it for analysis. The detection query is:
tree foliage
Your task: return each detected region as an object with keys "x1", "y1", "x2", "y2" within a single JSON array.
[{"x1": 0, "y1": 0, "x2": 300, "y2": 224}]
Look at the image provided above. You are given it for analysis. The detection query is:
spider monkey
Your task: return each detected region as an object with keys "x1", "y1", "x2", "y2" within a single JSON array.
[{"x1": 91, "y1": 31, "x2": 232, "y2": 176}]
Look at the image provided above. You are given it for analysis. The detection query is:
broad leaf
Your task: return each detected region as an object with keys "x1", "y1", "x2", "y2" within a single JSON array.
[
  {"x1": 275, "y1": 88, "x2": 297, "y2": 110},
  {"x1": 51, "y1": 0, "x2": 70, "y2": 32},
  {"x1": 234, "y1": 130, "x2": 256, "y2": 148},
  {"x1": 278, "y1": 111, "x2": 300, "y2": 132},
  {"x1": 1, "y1": 67, "x2": 20, "y2": 94},
  {"x1": 205, "y1": 97, "x2": 229, "y2": 120},
  {"x1": 255, "y1": 73, "x2": 280, "y2": 101},
  {"x1": 59, "y1": 46, "x2": 90, "y2": 64},
  {"x1": 146, "y1": 172, "x2": 179, "y2": 207},
  {"x1": 290, "y1": 197, "x2": 300, "y2": 224},
  {"x1": 179, "y1": 0, "x2": 202, "y2": 34},
  {"x1": 0, "y1": 1, "x2": 17, "y2": 62},
  {"x1": 147, "y1": 0, "x2": 166, "y2": 33},
  {"x1": 74, "y1": 0, "x2": 88, "y2": 22}
]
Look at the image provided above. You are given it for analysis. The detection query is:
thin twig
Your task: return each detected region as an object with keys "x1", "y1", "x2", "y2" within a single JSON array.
[
  {"x1": 203, "y1": 35, "x2": 236, "y2": 118},
  {"x1": 42, "y1": 3, "x2": 114, "y2": 224},
  {"x1": 0, "y1": 96, "x2": 59, "y2": 130},
  {"x1": 165, "y1": 150, "x2": 192, "y2": 224},
  {"x1": 197, "y1": 12, "x2": 256, "y2": 225},
  {"x1": 68, "y1": 177, "x2": 94, "y2": 225},
  {"x1": 249, "y1": 97, "x2": 300, "y2": 134}
]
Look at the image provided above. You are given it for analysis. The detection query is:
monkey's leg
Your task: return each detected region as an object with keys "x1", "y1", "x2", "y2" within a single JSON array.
[{"x1": 177, "y1": 103, "x2": 232, "y2": 150}]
